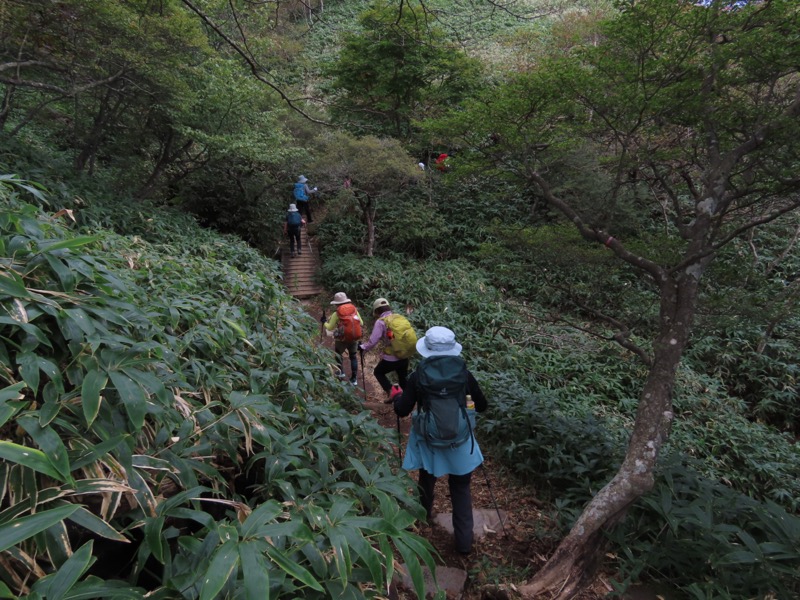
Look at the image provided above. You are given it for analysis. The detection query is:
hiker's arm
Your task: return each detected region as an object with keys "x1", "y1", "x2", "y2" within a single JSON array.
[
  {"x1": 324, "y1": 313, "x2": 339, "y2": 331},
  {"x1": 360, "y1": 319, "x2": 385, "y2": 351},
  {"x1": 467, "y1": 372, "x2": 488, "y2": 412},
  {"x1": 393, "y1": 372, "x2": 418, "y2": 417}
]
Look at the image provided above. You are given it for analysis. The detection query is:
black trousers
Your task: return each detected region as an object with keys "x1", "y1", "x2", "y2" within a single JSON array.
[
  {"x1": 287, "y1": 225, "x2": 301, "y2": 253},
  {"x1": 373, "y1": 358, "x2": 408, "y2": 394},
  {"x1": 418, "y1": 469, "x2": 474, "y2": 554},
  {"x1": 297, "y1": 200, "x2": 312, "y2": 223}
]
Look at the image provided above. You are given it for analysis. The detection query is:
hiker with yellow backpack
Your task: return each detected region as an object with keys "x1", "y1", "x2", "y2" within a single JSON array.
[
  {"x1": 359, "y1": 298, "x2": 418, "y2": 403},
  {"x1": 323, "y1": 292, "x2": 363, "y2": 385}
]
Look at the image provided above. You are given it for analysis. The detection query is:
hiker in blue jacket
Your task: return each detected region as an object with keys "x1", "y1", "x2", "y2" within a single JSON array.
[
  {"x1": 391, "y1": 326, "x2": 488, "y2": 555},
  {"x1": 293, "y1": 175, "x2": 317, "y2": 223}
]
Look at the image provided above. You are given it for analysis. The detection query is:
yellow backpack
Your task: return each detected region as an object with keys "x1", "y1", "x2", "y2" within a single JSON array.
[{"x1": 380, "y1": 314, "x2": 418, "y2": 359}]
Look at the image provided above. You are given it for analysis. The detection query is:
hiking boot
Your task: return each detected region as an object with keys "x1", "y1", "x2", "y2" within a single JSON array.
[
  {"x1": 349, "y1": 377, "x2": 358, "y2": 386},
  {"x1": 297, "y1": 250, "x2": 302, "y2": 256},
  {"x1": 290, "y1": 251, "x2": 296, "y2": 258},
  {"x1": 337, "y1": 372, "x2": 346, "y2": 380}
]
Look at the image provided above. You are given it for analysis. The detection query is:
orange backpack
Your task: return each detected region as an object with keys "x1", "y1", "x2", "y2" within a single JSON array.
[{"x1": 336, "y1": 304, "x2": 362, "y2": 342}]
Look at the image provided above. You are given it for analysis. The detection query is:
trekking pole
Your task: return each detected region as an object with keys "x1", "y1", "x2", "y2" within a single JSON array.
[
  {"x1": 480, "y1": 464, "x2": 509, "y2": 538},
  {"x1": 396, "y1": 414, "x2": 402, "y2": 461},
  {"x1": 320, "y1": 308, "x2": 326, "y2": 341},
  {"x1": 359, "y1": 347, "x2": 366, "y2": 392}
]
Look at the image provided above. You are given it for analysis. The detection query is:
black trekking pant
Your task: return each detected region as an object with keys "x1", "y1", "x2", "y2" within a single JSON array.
[
  {"x1": 418, "y1": 469, "x2": 474, "y2": 554},
  {"x1": 287, "y1": 225, "x2": 301, "y2": 254},
  {"x1": 296, "y1": 200, "x2": 312, "y2": 223},
  {"x1": 373, "y1": 358, "x2": 408, "y2": 394}
]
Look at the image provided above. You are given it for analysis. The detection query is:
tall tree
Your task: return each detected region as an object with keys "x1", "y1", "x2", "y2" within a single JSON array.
[
  {"x1": 312, "y1": 131, "x2": 421, "y2": 256},
  {"x1": 427, "y1": 0, "x2": 800, "y2": 596},
  {"x1": 324, "y1": 0, "x2": 483, "y2": 138}
]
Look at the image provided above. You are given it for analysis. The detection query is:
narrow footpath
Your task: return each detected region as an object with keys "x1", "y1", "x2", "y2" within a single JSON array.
[{"x1": 279, "y1": 226, "x2": 615, "y2": 600}]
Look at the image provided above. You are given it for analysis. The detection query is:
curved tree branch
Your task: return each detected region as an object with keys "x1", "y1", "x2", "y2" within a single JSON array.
[{"x1": 180, "y1": 0, "x2": 329, "y2": 126}]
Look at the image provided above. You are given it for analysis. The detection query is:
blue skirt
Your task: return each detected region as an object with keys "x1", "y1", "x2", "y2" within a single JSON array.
[{"x1": 401, "y1": 427, "x2": 484, "y2": 478}]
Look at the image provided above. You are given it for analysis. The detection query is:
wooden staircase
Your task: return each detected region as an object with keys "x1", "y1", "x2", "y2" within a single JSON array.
[{"x1": 281, "y1": 234, "x2": 323, "y2": 298}]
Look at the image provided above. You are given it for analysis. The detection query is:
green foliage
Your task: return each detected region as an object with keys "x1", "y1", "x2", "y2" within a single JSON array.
[
  {"x1": 0, "y1": 179, "x2": 437, "y2": 598},
  {"x1": 323, "y1": 0, "x2": 484, "y2": 138},
  {"x1": 379, "y1": 189, "x2": 449, "y2": 258},
  {"x1": 312, "y1": 131, "x2": 422, "y2": 196},
  {"x1": 666, "y1": 370, "x2": 800, "y2": 511},
  {"x1": 478, "y1": 374, "x2": 624, "y2": 502},
  {"x1": 4, "y1": 0, "x2": 800, "y2": 597},
  {"x1": 610, "y1": 455, "x2": 800, "y2": 600}
]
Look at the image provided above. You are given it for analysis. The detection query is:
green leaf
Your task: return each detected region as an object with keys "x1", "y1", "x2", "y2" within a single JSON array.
[
  {"x1": 37, "y1": 236, "x2": 100, "y2": 254},
  {"x1": 0, "y1": 504, "x2": 79, "y2": 552},
  {"x1": 199, "y1": 540, "x2": 239, "y2": 600},
  {"x1": 66, "y1": 506, "x2": 128, "y2": 542},
  {"x1": 0, "y1": 440, "x2": 64, "y2": 481},
  {"x1": 240, "y1": 500, "x2": 283, "y2": 539},
  {"x1": 0, "y1": 271, "x2": 31, "y2": 299},
  {"x1": 62, "y1": 577, "x2": 145, "y2": 599},
  {"x1": 70, "y1": 436, "x2": 127, "y2": 471},
  {"x1": 239, "y1": 541, "x2": 270, "y2": 600},
  {"x1": 17, "y1": 352, "x2": 40, "y2": 396},
  {"x1": 0, "y1": 382, "x2": 26, "y2": 428},
  {"x1": 0, "y1": 580, "x2": 14, "y2": 598},
  {"x1": 266, "y1": 544, "x2": 324, "y2": 592},
  {"x1": 0, "y1": 381, "x2": 26, "y2": 403},
  {"x1": 44, "y1": 520, "x2": 71, "y2": 568},
  {"x1": 127, "y1": 468, "x2": 157, "y2": 518},
  {"x1": 328, "y1": 528, "x2": 352, "y2": 586},
  {"x1": 44, "y1": 254, "x2": 76, "y2": 292},
  {"x1": 108, "y1": 371, "x2": 147, "y2": 429},
  {"x1": 393, "y1": 537, "x2": 428, "y2": 600},
  {"x1": 342, "y1": 525, "x2": 382, "y2": 586},
  {"x1": 81, "y1": 369, "x2": 107, "y2": 427},
  {"x1": 40, "y1": 541, "x2": 95, "y2": 600},
  {"x1": 17, "y1": 416, "x2": 71, "y2": 481},
  {"x1": 144, "y1": 516, "x2": 165, "y2": 563},
  {"x1": 64, "y1": 308, "x2": 96, "y2": 336}
]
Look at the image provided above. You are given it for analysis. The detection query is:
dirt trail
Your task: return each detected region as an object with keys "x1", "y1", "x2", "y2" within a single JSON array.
[{"x1": 301, "y1": 298, "x2": 609, "y2": 599}]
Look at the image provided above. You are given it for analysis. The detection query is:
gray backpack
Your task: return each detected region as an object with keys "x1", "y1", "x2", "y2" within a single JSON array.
[{"x1": 412, "y1": 356, "x2": 475, "y2": 452}]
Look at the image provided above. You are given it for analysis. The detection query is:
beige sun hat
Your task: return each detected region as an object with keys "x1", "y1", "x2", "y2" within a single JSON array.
[
  {"x1": 372, "y1": 298, "x2": 390, "y2": 312},
  {"x1": 330, "y1": 292, "x2": 351, "y2": 305}
]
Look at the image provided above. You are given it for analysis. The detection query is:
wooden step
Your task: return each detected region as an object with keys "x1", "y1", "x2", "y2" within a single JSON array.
[{"x1": 282, "y1": 238, "x2": 323, "y2": 298}]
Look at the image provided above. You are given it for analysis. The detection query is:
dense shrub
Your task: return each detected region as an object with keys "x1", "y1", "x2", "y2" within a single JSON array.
[
  {"x1": 0, "y1": 179, "x2": 436, "y2": 599},
  {"x1": 610, "y1": 455, "x2": 800, "y2": 600}
]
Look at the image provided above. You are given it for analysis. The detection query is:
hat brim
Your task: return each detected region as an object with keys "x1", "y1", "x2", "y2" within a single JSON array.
[
  {"x1": 330, "y1": 299, "x2": 351, "y2": 305},
  {"x1": 416, "y1": 337, "x2": 462, "y2": 358},
  {"x1": 288, "y1": 207, "x2": 298, "y2": 212}
]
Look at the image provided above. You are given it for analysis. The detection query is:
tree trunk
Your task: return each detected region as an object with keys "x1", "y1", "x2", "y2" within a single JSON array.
[
  {"x1": 355, "y1": 192, "x2": 377, "y2": 257},
  {"x1": 0, "y1": 84, "x2": 14, "y2": 130},
  {"x1": 521, "y1": 266, "x2": 704, "y2": 599},
  {"x1": 74, "y1": 88, "x2": 122, "y2": 173},
  {"x1": 364, "y1": 202, "x2": 376, "y2": 257},
  {"x1": 135, "y1": 131, "x2": 193, "y2": 200}
]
